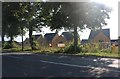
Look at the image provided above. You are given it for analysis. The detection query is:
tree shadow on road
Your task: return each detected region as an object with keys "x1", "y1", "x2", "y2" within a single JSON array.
[{"x1": 2, "y1": 54, "x2": 120, "y2": 78}]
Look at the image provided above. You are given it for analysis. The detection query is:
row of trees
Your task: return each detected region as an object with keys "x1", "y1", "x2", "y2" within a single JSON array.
[{"x1": 2, "y1": 2, "x2": 112, "y2": 51}]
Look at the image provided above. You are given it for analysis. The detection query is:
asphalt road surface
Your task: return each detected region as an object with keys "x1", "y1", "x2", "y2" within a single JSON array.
[{"x1": 1, "y1": 52, "x2": 120, "y2": 78}]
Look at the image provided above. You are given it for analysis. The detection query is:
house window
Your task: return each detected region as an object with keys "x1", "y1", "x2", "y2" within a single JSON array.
[
  {"x1": 58, "y1": 44, "x2": 65, "y2": 48},
  {"x1": 58, "y1": 41, "x2": 65, "y2": 48}
]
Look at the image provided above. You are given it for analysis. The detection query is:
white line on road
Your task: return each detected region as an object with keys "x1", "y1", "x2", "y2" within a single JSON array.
[
  {"x1": 40, "y1": 60, "x2": 92, "y2": 68},
  {"x1": 40, "y1": 60, "x2": 120, "y2": 73}
]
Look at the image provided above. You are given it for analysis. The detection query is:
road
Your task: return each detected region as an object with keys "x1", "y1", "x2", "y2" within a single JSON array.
[{"x1": 2, "y1": 52, "x2": 120, "y2": 78}]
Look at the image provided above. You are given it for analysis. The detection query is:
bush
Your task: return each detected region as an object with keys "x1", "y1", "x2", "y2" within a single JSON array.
[
  {"x1": 3, "y1": 41, "x2": 21, "y2": 49},
  {"x1": 32, "y1": 41, "x2": 39, "y2": 50},
  {"x1": 54, "y1": 48, "x2": 64, "y2": 53},
  {"x1": 63, "y1": 44, "x2": 82, "y2": 54},
  {"x1": 82, "y1": 43, "x2": 111, "y2": 53},
  {"x1": 3, "y1": 42, "x2": 13, "y2": 49},
  {"x1": 100, "y1": 49, "x2": 111, "y2": 53}
]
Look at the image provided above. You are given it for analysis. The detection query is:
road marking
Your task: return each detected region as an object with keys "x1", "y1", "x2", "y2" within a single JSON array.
[
  {"x1": 40, "y1": 60, "x2": 92, "y2": 68},
  {"x1": 40, "y1": 60, "x2": 120, "y2": 73}
]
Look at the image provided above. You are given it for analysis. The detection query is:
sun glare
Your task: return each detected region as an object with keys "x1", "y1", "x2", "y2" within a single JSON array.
[{"x1": 91, "y1": 0, "x2": 119, "y2": 7}]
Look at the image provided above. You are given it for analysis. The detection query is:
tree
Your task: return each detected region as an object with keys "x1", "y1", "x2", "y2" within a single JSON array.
[
  {"x1": 42, "y1": 2, "x2": 111, "y2": 52},
  {"x1": 2, "y1": 2, "x2": 21, "y2": 47},
  {"x1": 24, "y1": 2, "x2": 43, "y2": 50},
  {"x1": 16, "y1": 2, "x2": 45, "y2": 50},
  {"x1": 14, "y1": 3, "x2": 28, "y2": 51},
  {"x1": 2, "y1": 2, "x2": 47, "y2": 50}
]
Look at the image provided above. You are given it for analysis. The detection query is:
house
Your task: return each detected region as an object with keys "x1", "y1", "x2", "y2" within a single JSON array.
[
  {"x1": 88, "y1": 29, "x2": 111, "y2": 49},
  {"x1": 81, "y1": 39, "x2": 88, "y2": 45},
  {"x1": 53, "y1": 35, "x2": 67, "y2": 48},
  {"x1": 23, "y1": 33, "x2": 66, "y2": 48},
  {"x1": 23, "y1": 34, "x2": 44, "y2": 47},
  {"x1": 23, "y1": 32, "x2": 79, "y2": 48},
  {"x1": 111, "y1": 39, "x2": 118, "y2": 46},
  {"x1": 33, "y1": 34, "x2": 42, "y2": 40},
  {"x1": 62, "y1": 32, "x2": 74, "y2": 42},
  {"x1": 23, "y1": 38, "x2": 30, "y2": 47},
  {"x1": 44, "y1": 32, "x2": 76, "y2": 48},
  {"x1": 44, "y1": 33, "x2": 59, "y2": 47},
  {"x1": 89, "y1": 29, "x2": 110, "y2": 43}
]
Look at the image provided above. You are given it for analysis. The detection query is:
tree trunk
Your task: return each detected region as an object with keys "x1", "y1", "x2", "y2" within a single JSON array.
[
  {"x1": 21, "y1": 27, "x2": 23, "y2": 51},
  {"x1": 2, "y1": 33, "x2": 5, "y2": 47},
  {"x1": 74, "y1": 26, "x2": 78, "y2": 52},
  {"x1": 29, "y1": 25, "x2": 36, "y2": 50},
  {"x1": 10, "y1": 35, "x2": 13, "y2": 48}
]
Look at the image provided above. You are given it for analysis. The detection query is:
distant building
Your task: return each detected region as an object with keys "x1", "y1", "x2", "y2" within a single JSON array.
[
  {"x1": 80, "y1": 29, "x2": 111, "y2": 49},
  {"x1": 54, "y1": 35, "x2": 66, "y2": 48},
  {"x1": 23, "y1": 34, "x2": 44, "y2": 47},
  {"x1": 44, "y1": 33, "x2": 59, "y2": 47},
  {"x1": 111, "y1": 39, "x2": 118, "y2": 46},
  {"x1": 23, "y1": 32, "x2": 79, "y2": 48},
  {"x1": 89, "y1": 29, "x2": 110, "y2": 43},
  {"x1": 62, "y1": 32, "x2": 74, "y2": 42},
  {"x1": 81, "y1": 39, "x2": 88, "y2": 45}
]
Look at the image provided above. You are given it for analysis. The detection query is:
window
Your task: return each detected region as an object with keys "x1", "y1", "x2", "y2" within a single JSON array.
[{"x1": 58, "y1": 44, "x2": 65, "y2": 48}]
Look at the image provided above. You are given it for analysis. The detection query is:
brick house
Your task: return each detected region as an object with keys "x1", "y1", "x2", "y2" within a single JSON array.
[
  {"x1": 89, "y1": 29, "x2": 110, "y2": 43},
  {"x1": 23, "y1": 32, "x2": 76, "y2": 48},
  {"x1": 53, "y1": 35, "x2": 67, "y2": 48},
  {"x1": 62, "y1": 32, "x2": 74, "y2": 43},
  {"x1": 44, "y1": 32, "x2": 74, "y2": 48},
  {"x1": 23, "y1": 34, "x2": 43, "y2": 47},
  {"x1": 44, "y1": 33, "x2": 59, "y2": 47},
  {"x1": 88, "y1": 29, "x2": 111, "y2": 49}
]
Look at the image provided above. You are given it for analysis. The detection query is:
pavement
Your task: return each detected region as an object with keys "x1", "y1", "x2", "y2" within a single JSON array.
[{"x1": 1, "y1": 52, "x2": 120, "y2": 78}]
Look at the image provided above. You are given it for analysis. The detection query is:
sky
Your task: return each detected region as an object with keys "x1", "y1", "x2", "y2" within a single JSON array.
[{"x1": 2, "y1": 0, "x2": 120, "y2": 42}]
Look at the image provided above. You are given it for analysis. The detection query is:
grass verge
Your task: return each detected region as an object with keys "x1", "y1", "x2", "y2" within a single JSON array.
[
  {"x1": 75, "y1": 52, "x2": 120, "y2": 58},
  {"x1": 2, "y1": 47, "x2": 120, "y2": 58}
]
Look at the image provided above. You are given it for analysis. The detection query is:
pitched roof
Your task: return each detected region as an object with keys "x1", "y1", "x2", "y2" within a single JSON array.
[
  {"x1": 81, "y1": 39, "x2": 88, "y2": 44},
  {"x1": 111, "y1": 39, "x2": 118, "y2": 42},
  {"x1": 32, "y1": 34, "x2": 42, "y2": 40},
  {"x1": 89, "y1": 29, "x2": 110, "y2": 41},
  {"x1": 44, "y1": 33, "x2": 57, "y2": 42},
  {"x1": 111, "y1": 39, "x2": 118, "y2": 45},
  {"x1": 62, "y1": 32, "x2": 73, "y2": 41}
]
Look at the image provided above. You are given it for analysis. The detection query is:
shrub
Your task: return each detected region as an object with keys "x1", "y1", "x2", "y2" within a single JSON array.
[
  {"x1": 82, "y1": 43, "x2": 111, "y2": 53},
  {"x1": 63, "y1": 44, "x2": 82, "y2": 54},
  {"x1": 32, "y1": 41, "x2": 39, "y2": 50},
  {"x1": 3, "y1": 42, "x2": 13, "y2": 49},
  {"x1": 3, "y1": 41, "x2": 21, "y2": 49},
  {"x1": 100, "y1": 49, "x2": 111, "y2": 53}
]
